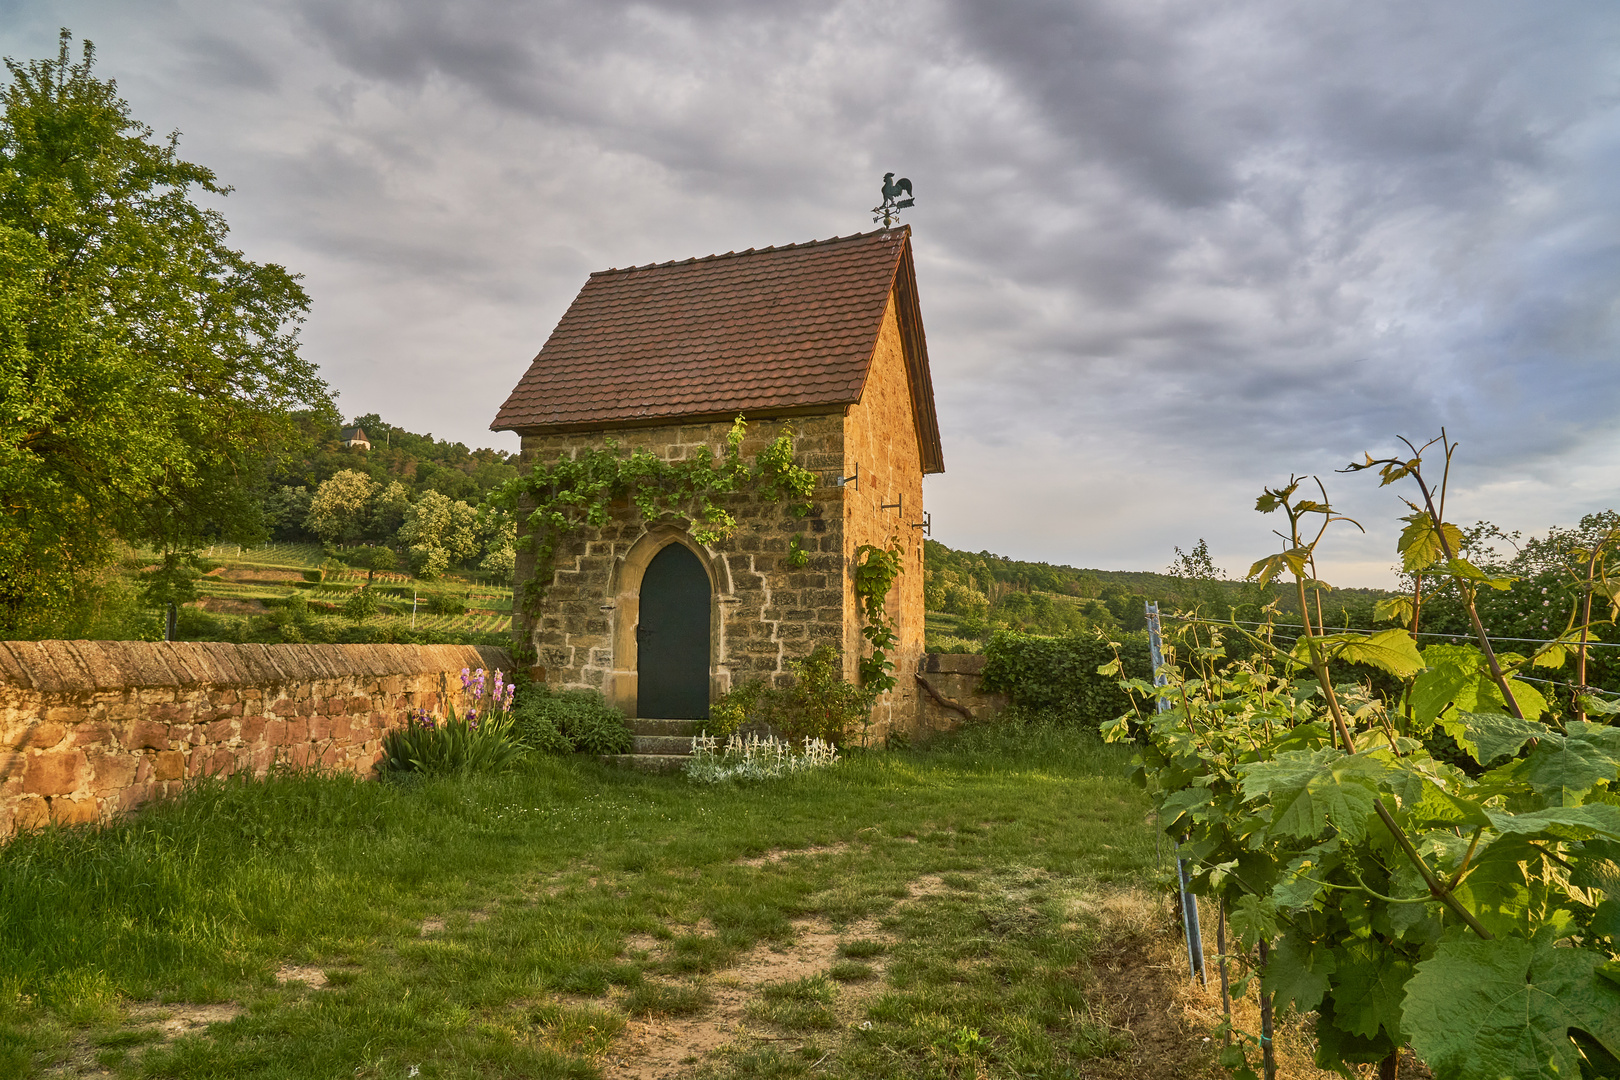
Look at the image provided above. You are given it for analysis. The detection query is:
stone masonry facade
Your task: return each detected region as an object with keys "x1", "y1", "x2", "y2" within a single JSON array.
[
  {"x1": 0, "y1": 639, "x2": 512, "y2": 839},
  {"x1": 515, "y1": 414, "x2": 847, "y2": 698}
]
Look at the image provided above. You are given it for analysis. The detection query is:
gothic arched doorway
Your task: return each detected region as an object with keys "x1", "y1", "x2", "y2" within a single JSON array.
[{"x1": 635, "y1": 543, "x2": 711, "y2": 719}]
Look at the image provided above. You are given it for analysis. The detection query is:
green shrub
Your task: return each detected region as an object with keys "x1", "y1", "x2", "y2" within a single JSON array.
[
  {"x1": 980, "y1": 629, "x2": 1151, "y2": 729},
  {"x1": 425, "y1": 591, "x2": 467, "y2": 616},
  {"x1": 924, "y1": 633, "x2": 981, "y2": 654},
  {"x1": 511, "y1": 685, "x2": 631, "y2": 755},
  {"x1": 342, "y1": 586, "x2": 379, "y2": 624},
  {"x1": 709, "y1": 643, "x2": 871, "y2": 746}
]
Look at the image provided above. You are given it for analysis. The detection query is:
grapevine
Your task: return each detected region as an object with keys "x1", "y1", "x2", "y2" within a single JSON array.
[
  {"x1": 1103, "y1": 433, "x2": 1620, "y2": 1080},
  {"x1": 853, "y1": 538, "x2": 904, "y2": 693}
]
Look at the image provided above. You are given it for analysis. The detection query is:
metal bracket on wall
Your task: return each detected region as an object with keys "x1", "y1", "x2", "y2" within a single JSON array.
[
  {"x1": 831, "y1": 462, "x2": 859, "y2": 491},
  {"x1": 880, "y1": 493, "x2": 903, "y2": 514},
  {"x1": 910, "y1": 511, "x2": 931, "y2": 536}
]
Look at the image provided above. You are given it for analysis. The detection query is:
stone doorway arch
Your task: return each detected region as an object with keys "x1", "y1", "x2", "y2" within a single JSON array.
[{"x1": 603, "y1": 528, "x2": 727, "y2": 718}]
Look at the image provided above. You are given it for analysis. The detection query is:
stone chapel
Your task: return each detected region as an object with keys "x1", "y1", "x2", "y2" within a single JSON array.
[{"x1": 491, "y1": 226, "x2": 943, "y2": 737}]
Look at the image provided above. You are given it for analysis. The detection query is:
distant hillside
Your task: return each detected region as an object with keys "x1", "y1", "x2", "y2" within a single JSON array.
[{"x1": 922, "y1": 538, "x2": 1394, "y2": 648}]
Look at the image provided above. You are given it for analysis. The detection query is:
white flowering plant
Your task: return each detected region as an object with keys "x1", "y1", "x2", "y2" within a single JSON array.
[{"x1": 683, "y1": 732, "x2": 840, "y2": 783}]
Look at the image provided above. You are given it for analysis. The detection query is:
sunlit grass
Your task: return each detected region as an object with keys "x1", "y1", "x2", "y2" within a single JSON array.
[{"x1": 0, "y1": 728, "x2": 1156, "y2": 1078}]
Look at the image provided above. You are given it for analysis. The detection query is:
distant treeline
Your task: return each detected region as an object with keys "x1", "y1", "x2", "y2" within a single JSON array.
[
  {"x1": 261, "y1": 413, "x2": 519, "y2": 544},
  {"x1": 923, "y1": 538, "x2": 1388, "y2": 644}
]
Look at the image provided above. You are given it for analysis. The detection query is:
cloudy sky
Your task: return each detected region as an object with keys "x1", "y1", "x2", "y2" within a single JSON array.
[{"x1": 4, "y1": 1, "x2": 1617, "y2": 586}]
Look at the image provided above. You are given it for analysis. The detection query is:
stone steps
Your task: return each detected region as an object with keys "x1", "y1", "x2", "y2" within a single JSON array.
[{"x1": 601, "y1": 718, "x2": 710, "y2": 773}]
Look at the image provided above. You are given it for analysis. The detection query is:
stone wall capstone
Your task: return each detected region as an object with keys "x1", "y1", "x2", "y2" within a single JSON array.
[{"x1": 0, "y1": 640, "x2": 512, "y2": 839}]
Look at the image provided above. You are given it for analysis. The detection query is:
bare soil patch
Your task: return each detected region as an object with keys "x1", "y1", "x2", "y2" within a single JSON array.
[
  {"x1": 195, "y1": 596, "x2": 268, "y2": 615},
  {"x1": 124, "y1": 1002, "x2": 245, "y2": 1040},
  {"x1": 216, "y1": 567, "x2": 306, "y2": 584},
  {"x1": 273, "y1": 964, "x2": 327, "y2": 988},
  {"x1": 600, "y1": 914, "x2": 887, "y2": 1080},
  {"x1": 733, "y1": 842, "x2": 851, "y2": 868}
]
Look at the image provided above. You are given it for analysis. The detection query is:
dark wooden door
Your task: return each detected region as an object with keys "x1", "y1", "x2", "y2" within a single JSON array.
[{"x1": 636, "y1": 544, "x2": 710, "y2": 719}]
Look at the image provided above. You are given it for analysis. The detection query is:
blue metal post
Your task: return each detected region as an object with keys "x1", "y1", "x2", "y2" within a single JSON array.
[{"x1": 1148, "y1": 601, "x2": 1206, "y2": 984}]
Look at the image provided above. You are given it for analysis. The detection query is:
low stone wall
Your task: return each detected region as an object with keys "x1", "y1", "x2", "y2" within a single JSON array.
[
  {"x1": 0, "y1": 640, "x2": 512, "y2": 839},
  {"x1": 915, "y1": 653, "x2": 1007, "y2": 732}
]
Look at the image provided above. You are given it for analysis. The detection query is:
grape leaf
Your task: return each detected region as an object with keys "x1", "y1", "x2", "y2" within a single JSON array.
[
  {"x1": 1570, "y1": 838, "x2": 1620, "y2": 892},
  {"x1": 1413, "y1": 645, "x2": 1486, "y2": 728},
  {"x1": 1331, "y1": 937, "x2": 1413, "y2": 1041},
  {"x1": 1405, "y1": 937, "x2": 1620, "y2": 1080},
  {"x1": 1408, "y1": 779, "x2": 1493, "y2": 829},
  {"x1": 1313, "y1": 995, "x2": 1398, "y2": 1067},
  {"x1": 1374, "y1": 595, "x2": 1414, "y2": 625},
  {"x1": 1442, "y1": 557, "x2": 1515, "y2": 591},
  {"x1": 1580, "y1": 693, "x2": 1620, "y2": 716},
  {"x1": 1455, "y1": 711, "x2": 1550, "y2": 766},
  {"x1": 1398, "y1": 513, "x2": 1463, "y2": 572},
  {"x1": 1241, "y1": 750, "x2": 1388, "y2": 843},
  {"x1": 1519, "y1": 723, "x2": 1620, "y2": 806},
  {"x1": 1329, "y1": 628, "x2": 1426, "y2": 679},
  {"x1": 1263, "y1": 932, "x2": 1336, "y2": 1013},
  {"x1": 1227, "y1": 893, "x2": 1280, "y2": 948},
  {"x1": 1159, "y1": 785, "x2": 1217, "y2": 830},
  {"x1": 1593, "y1": 899, "x2": 1620, "y2": 943},
  {"x1": 1486, "y1": 804, "x2": 1620, "y2": 843},
  {"x1": 1271, "y1": 839, "x2": 1341, "y2": 910},
  {"x1": 1487, "y1": 676, "x2": 1548, "y2": 722},
  {"x1": 1450, "y1": 835, "x2": 1538, "y2": 940},
  {"x1": 1415, "y1": 645, "x2": 1550, "y2": 730}
]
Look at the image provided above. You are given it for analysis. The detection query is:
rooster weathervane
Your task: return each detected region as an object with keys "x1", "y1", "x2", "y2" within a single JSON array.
[{"x1": 873, "y1": 172, "x2": 915, "y2": 227}]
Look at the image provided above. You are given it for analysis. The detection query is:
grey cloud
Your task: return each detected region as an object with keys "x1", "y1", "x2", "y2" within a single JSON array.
[
  {"x1": 2, "y1": 0, "x2": 1616, "y2": 583},
  {"x1": 181, "y1": 32, "x2": 279, "y2": 92}
]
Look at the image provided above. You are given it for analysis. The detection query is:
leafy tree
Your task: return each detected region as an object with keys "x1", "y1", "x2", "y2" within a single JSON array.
[
  {"x1": 368, "y1": 481, "x2": 411, "y2": 545},
  {"x1": 398, "y1": 490, "x2": 480, "y2": 579},
  {"x1": 263, "y1": 485, "x2": 314, "y2": 541},
  {"x1": 342, "y1": 585, "x2": 379, "y2": 624},
  {"x1": 306, "y1": 470, "x2": 378, "y2": 547},
  {"x1": 138, "y1": 551, "x2": 203, "y2": 640},
  {"x1": 347, "y1": 545, "x2": 397, "y2": 583},
  {"x1": 477, "y1": 506, "x2": 516, "y2": 577},
  {"x1": 0, "y1": 31, "x2": 332, "y2": 633}
]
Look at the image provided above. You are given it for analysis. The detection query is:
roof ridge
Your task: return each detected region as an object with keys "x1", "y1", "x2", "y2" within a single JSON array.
[{"x1": 594, "y1": 225, "x2": 907, "y2": 277}]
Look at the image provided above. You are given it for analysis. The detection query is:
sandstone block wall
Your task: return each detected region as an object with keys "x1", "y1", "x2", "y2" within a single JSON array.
[
  {"x1": 915, "y1": 652, "x2": 1009, "y2": 733},
  {"x1": 516, "y1": 415, "x2": 848, "y2": 708},
  {"x1": 843, "y1": 288, "x2": 929, "y2": 733},
  {"x1": 0, "y1": 640, "x2": 512, "y2": 839}
]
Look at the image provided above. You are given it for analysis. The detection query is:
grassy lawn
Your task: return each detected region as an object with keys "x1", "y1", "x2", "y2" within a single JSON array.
[{"x1": 0, "y1": 729, "x2": 1206, "y2": 1080}]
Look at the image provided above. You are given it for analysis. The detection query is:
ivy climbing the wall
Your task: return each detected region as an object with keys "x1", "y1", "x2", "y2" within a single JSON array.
[
  {"x1": 492, "y1": 416, "x2": 816, "y2": 615},
  {"x1": 853, "y1": 539, "x2": 904, "y2": 693}
]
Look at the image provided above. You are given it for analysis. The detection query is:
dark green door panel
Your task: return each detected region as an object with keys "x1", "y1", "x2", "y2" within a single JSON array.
[{"x1": 636, "y1": 543, "x2": 711, "y2": 719}]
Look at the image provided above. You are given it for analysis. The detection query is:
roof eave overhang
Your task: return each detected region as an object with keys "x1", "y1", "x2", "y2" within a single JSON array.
[
  {"x1": 890, "y1": 237, "x2": 945, "y2": 475},
  {"x1": 494, "y1": 401, "x2": 856, "y2": 438}
]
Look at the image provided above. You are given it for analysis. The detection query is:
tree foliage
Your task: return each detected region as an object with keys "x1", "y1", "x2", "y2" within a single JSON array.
[{"x1": 0, "y1": 31, "x2": 332, "y2": 633}]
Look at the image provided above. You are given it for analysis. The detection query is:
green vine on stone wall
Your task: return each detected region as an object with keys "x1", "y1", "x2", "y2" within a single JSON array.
[
  {"x1": 492, "y1": 416, "x2": 816, "y2": 617},
  {"x1": 853, "y1": 538, "x2": 904, "y2": 693}
]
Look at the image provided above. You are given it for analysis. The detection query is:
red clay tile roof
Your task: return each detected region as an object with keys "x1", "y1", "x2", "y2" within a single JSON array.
[{"x1": 491, "y1": 227, "x2": 944, "y2": 472}]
